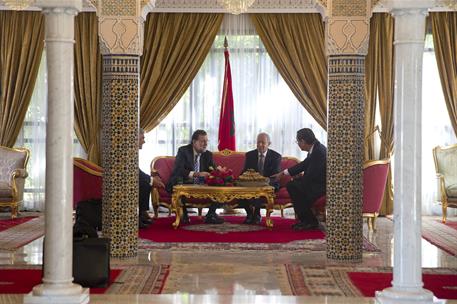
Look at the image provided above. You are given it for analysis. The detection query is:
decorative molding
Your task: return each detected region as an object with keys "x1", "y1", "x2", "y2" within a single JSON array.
[
  {"x1": 326, "y1": 17, "x2": 369, "y2": 55},
  {"x1": 1, "y1": 0, "x2": 452, "y2": 12},
  {"x1": 96, "y1": 0, "x2": 145, "y2": 55},
  {"x1": 151, "y1": 0, "x2": 321, "y2": 13},
  {"x1": 99, "y1": 16, "x2": 144, "y2": 55},
  {"x1": 331, "y1": 0, "x2": 366, "y2": 16}
]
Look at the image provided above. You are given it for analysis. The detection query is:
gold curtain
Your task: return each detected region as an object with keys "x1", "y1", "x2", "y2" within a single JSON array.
[
  {"x1": 140, "y1": 13, "x2": 223, "y2": 131},
  {"x1": 431, "y1": 12, "x2": 457, "y2": 136},
  {"x1": 364, "y1": 15, "x2": 379, "y2": 161},
  {"x1": 250, "y1": 13, "x2": 327, "y2": 130},
  {"x1": 0, "y1": 11, "x2": 44, "y2": 147},
  {"x1": 375, "y1": 13, "x2": 395, "y2": 215},
  {"x1": 74, "y1": 12, "x2": 102, "y2": 165}
]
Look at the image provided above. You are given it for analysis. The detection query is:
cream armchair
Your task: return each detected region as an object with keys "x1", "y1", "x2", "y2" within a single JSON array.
[
  {"x1": 433, "y1": 144, "x2": 457, "y2": 223},
  {"x1": 0, "y1": 146, "x2": 30, "y2": 218}
]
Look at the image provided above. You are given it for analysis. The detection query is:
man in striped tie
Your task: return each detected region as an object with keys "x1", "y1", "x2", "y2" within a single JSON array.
[{"x1": 166, "y1": 130, "x2": 224, "y2": 224}]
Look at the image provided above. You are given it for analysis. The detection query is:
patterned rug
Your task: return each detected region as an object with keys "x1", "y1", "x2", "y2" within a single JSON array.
[
  {"x1": 104, "y1": 265, "x2": 170, "y2": 294},
  {"x1": 0, "y1": 264, "x2": 169, "y2": 295},
  {"x1": 0, "y1": 216, "x2": 36, "y2": 232},
  {"x1": 138, "y1": 216, "x2": 379, "y2": 252},
  {"x1": 422, "y1": 217, "x2": 457, "y2": 256},
  {"x1": 0, "y1": 216, "x2": 44, "y2": 251},
  {"x1": 138, "y1": 237, "x2": 379, "y2": 252},
  {"x1": 284, "y1": 265, "x2": 457, "y2": 299}
]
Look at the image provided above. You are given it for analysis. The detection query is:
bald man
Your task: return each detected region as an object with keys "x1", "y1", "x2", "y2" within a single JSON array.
[{"x1": 239, "y1": 133, "x2": 281, "y2": 224}]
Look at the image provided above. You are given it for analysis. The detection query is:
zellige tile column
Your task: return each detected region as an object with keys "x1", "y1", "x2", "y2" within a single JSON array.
[
  {"x1": 325, "y1": 0, "x2": 371, "y2": 262},
  {"x1": 96, "y1": 0, "x2": 145, "y2": 258}
]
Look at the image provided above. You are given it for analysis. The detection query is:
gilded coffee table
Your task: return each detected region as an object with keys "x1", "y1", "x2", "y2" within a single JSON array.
[{"x1": 171, "y1": 184, "x2": 275, "y2": 229}]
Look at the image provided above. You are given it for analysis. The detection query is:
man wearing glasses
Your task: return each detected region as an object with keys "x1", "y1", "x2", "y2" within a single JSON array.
[
  {"x1": 166, "y1": 129, "x2": 224, "y2": 224},
  {"x1": 272, "y1": 128, "x2": 327, "y2": 230}
]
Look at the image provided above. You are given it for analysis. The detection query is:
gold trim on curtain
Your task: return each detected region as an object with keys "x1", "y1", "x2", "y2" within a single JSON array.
[
  {"x1": 140, "y1": 13, "x2": 223, "y2": 132},
  {"x1": 0, "y1": 11, "x2": 44, "y2": 147},
  {"x1": 250, "y1": 13, "x2": 327, "y2": 130},
  {"x1": 375, "y1": 13, "x2": 395, "y2": 215},
  {"x1": 431, "y1": 12, "x2": 457, "y2": 136},
  {"x1": 74, "y1": 12, "x2": 102, "y2": 165}
]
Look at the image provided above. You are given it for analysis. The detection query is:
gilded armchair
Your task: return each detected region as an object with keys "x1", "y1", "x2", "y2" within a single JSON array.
[
  {"x1": 433, "y1": 144, "x2": 457, "y2": 223},
  {"x1": 0, "y1": 146, "x2": 30, "y2": 218}
]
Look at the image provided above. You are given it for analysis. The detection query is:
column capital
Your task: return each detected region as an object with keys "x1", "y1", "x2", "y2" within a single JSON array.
[
  {"x1": 95, "y1": 0, "x2": 145, "y2": 56},
  {"x1": 35, "y1": 0, "x2": 82, "y2": 12},
  {"x1": 378, "y1": 0, "x2": 436, "y2": 12},
  {"x1": 325, "y1": 0, "x2": 372, "y2": 56}
]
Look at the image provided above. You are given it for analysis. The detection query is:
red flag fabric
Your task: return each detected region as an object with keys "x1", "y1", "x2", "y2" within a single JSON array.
[{"x1": 218, "y1": 41, "x2": 236, "y2": 151}]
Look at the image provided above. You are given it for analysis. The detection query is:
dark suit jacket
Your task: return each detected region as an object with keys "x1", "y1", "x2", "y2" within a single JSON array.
[
  {"x1": 166, "y1": 144, "x2": 216, "y2": 193},
  {"x1": 242, "y1": 149, "x2": 282, "y2": 191},
  {"x1": 139, "y1": 169, "x2": 151, "y2": 212},
  {"x1": 288, "y1": 140, "x2": 327, "y2": 197}
]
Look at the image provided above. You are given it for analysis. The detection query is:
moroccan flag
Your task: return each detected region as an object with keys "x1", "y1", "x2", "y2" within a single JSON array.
[{"x1": 218, "y1": 37, "x2": 236, "y2": 151}]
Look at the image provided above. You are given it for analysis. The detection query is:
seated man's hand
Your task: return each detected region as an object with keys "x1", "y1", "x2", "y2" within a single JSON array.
[
  {"x1": 197, "y1": 172, "x2": 211, "y2": 177},
  {"x1": 270, "y1": 171, "x2": 284, "y2": 180},
  {"x1": 153, "y1": 176, "x2": 165, "y2": 188}
]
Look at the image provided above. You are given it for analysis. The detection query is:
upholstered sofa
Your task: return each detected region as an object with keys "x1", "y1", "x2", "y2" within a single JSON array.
[
  {"x1": 433, "y1": 144, "x2": 457, "y2": 223},
  {"x1": 150, "y1": 149, "x2": 300, "y2": 218},
  {"x1": 0, "y1": 146, "x2": 30, "y2": 218}
]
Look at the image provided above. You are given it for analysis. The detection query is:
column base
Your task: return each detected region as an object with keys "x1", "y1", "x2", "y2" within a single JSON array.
[
  {"x1": 24, "y1": 284, "x2": 89, "y2": 304},
  {"x1": 376, "y1": 287, "x2": 439, "y2": 304}
]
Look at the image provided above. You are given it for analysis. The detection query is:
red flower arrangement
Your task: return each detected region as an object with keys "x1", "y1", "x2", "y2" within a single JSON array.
[{"x1": 206, "y1": 166, "x2": 235, "y2": 186}]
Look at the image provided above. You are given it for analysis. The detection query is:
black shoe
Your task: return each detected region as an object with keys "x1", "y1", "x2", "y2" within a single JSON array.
[
  {"x1": 139, "y1": 220, "x2": 150, "y2": 229},
  {"x1": 252, "y1": 215, "x2": 262, "y2": 225},
  {"x1": 142, "y1": 218, "x2": 153, "y2": 225},
  {"x1": 205, "y1": 214, "x2": 224, "y2": 224},
  {"x1": 292, "y1": 222, "x2": 305, "y2": 230},
  {"x1": 302, "y1": 222, "x2": 319, "y2": 230},
  {"x1": 243, "y1": 215, "x2": 253, "y2": 224},
  {"x1": 181, "y1": 214, "x2": 190, "y2": 224}
]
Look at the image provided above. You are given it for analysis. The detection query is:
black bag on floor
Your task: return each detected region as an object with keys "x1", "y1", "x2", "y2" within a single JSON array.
[
  {"x1": 75, "y1": 199, "x2": 102, "y2": 231},
  {"x1": 73, "y1": 236, "x2": 111, "y2": 288}
]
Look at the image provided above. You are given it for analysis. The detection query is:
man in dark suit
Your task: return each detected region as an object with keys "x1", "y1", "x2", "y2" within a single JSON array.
[
  {"x1": 166, "y1": 129, "x2": 224, "y2": 224},
  {"x1": 272, "y1": 128, "x2": 326, "y2": 230},
  {"x1": 139, "y1": 128, "x2": 164, "y2": 229},
  {"x1": 239, "y1": 133, "x2": 281, "y2": 224}
]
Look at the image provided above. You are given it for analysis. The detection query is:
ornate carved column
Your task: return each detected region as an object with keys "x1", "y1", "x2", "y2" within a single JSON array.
[
  {"x1": 325, "y1": 0, "x2": 370, "y2": 262},
  {"x1": 376, "y1": 1, "x2": 435, "y2": 302},
  {"x1": 95, "y1": 0, "x2": 145, "y2": 258},
  {"x1": 24, "y1": 1, "x2": 89, "y2": 303}
]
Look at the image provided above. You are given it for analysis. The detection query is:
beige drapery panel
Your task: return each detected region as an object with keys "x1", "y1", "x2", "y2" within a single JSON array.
[
  {"x1": 431, "y1": 12, "x2": 457, "y2": 137},
  {"x1": 250, "y1": 13, "x2": 327, "y2": 130},
  {"x1": 140, "y1": 13, "x2": 223, "y2": 131},
  {"x1": 74, "y1": 12, "x2": 102, "y2": 165},
  {"x1": 0, "y1": 11, "x2": 44, "y2": 147}
]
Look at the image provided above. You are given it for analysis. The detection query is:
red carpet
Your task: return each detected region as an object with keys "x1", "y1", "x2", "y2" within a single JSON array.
[
  {"x1": 139, "y1": 216, "x2": 325, "y2": 243},
  {"x1": 349, "y1": 272, "x2": 457, "y2": 299},
  {"x1": 0, "y1": 216, "x2": 36, "y2": 232},
  {"x1": 0, "y1": 269, "x2": 122, "y2": 294}
]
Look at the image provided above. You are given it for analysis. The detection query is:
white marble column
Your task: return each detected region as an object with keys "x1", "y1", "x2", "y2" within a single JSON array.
[
  {"x1": 376, "y1": 4, "x2": 434, "y2": 304},
  {"x1": 24, "y1": 1, "x2": 88, "y2": 304}
]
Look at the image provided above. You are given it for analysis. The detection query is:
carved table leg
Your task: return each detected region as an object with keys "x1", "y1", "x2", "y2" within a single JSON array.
[
  {"x1": 265, "y1": 195, "x2": 274, "y2": 228},
  {"x1": 172, "y1": 194, "x2": 182, "y2": 229}
]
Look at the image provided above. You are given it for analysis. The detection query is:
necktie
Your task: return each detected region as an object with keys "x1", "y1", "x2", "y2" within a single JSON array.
[
  {"x1": 193, "y1": 154, "x2": 200, "y2": 184},
  {"x1": 258, "y1": 154, "x2": 265, "y2": 175}
]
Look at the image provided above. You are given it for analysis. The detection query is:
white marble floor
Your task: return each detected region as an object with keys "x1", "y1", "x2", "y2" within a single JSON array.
[{"x1": 1, "y1": 213, "x2": 456, "y2": 303}]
